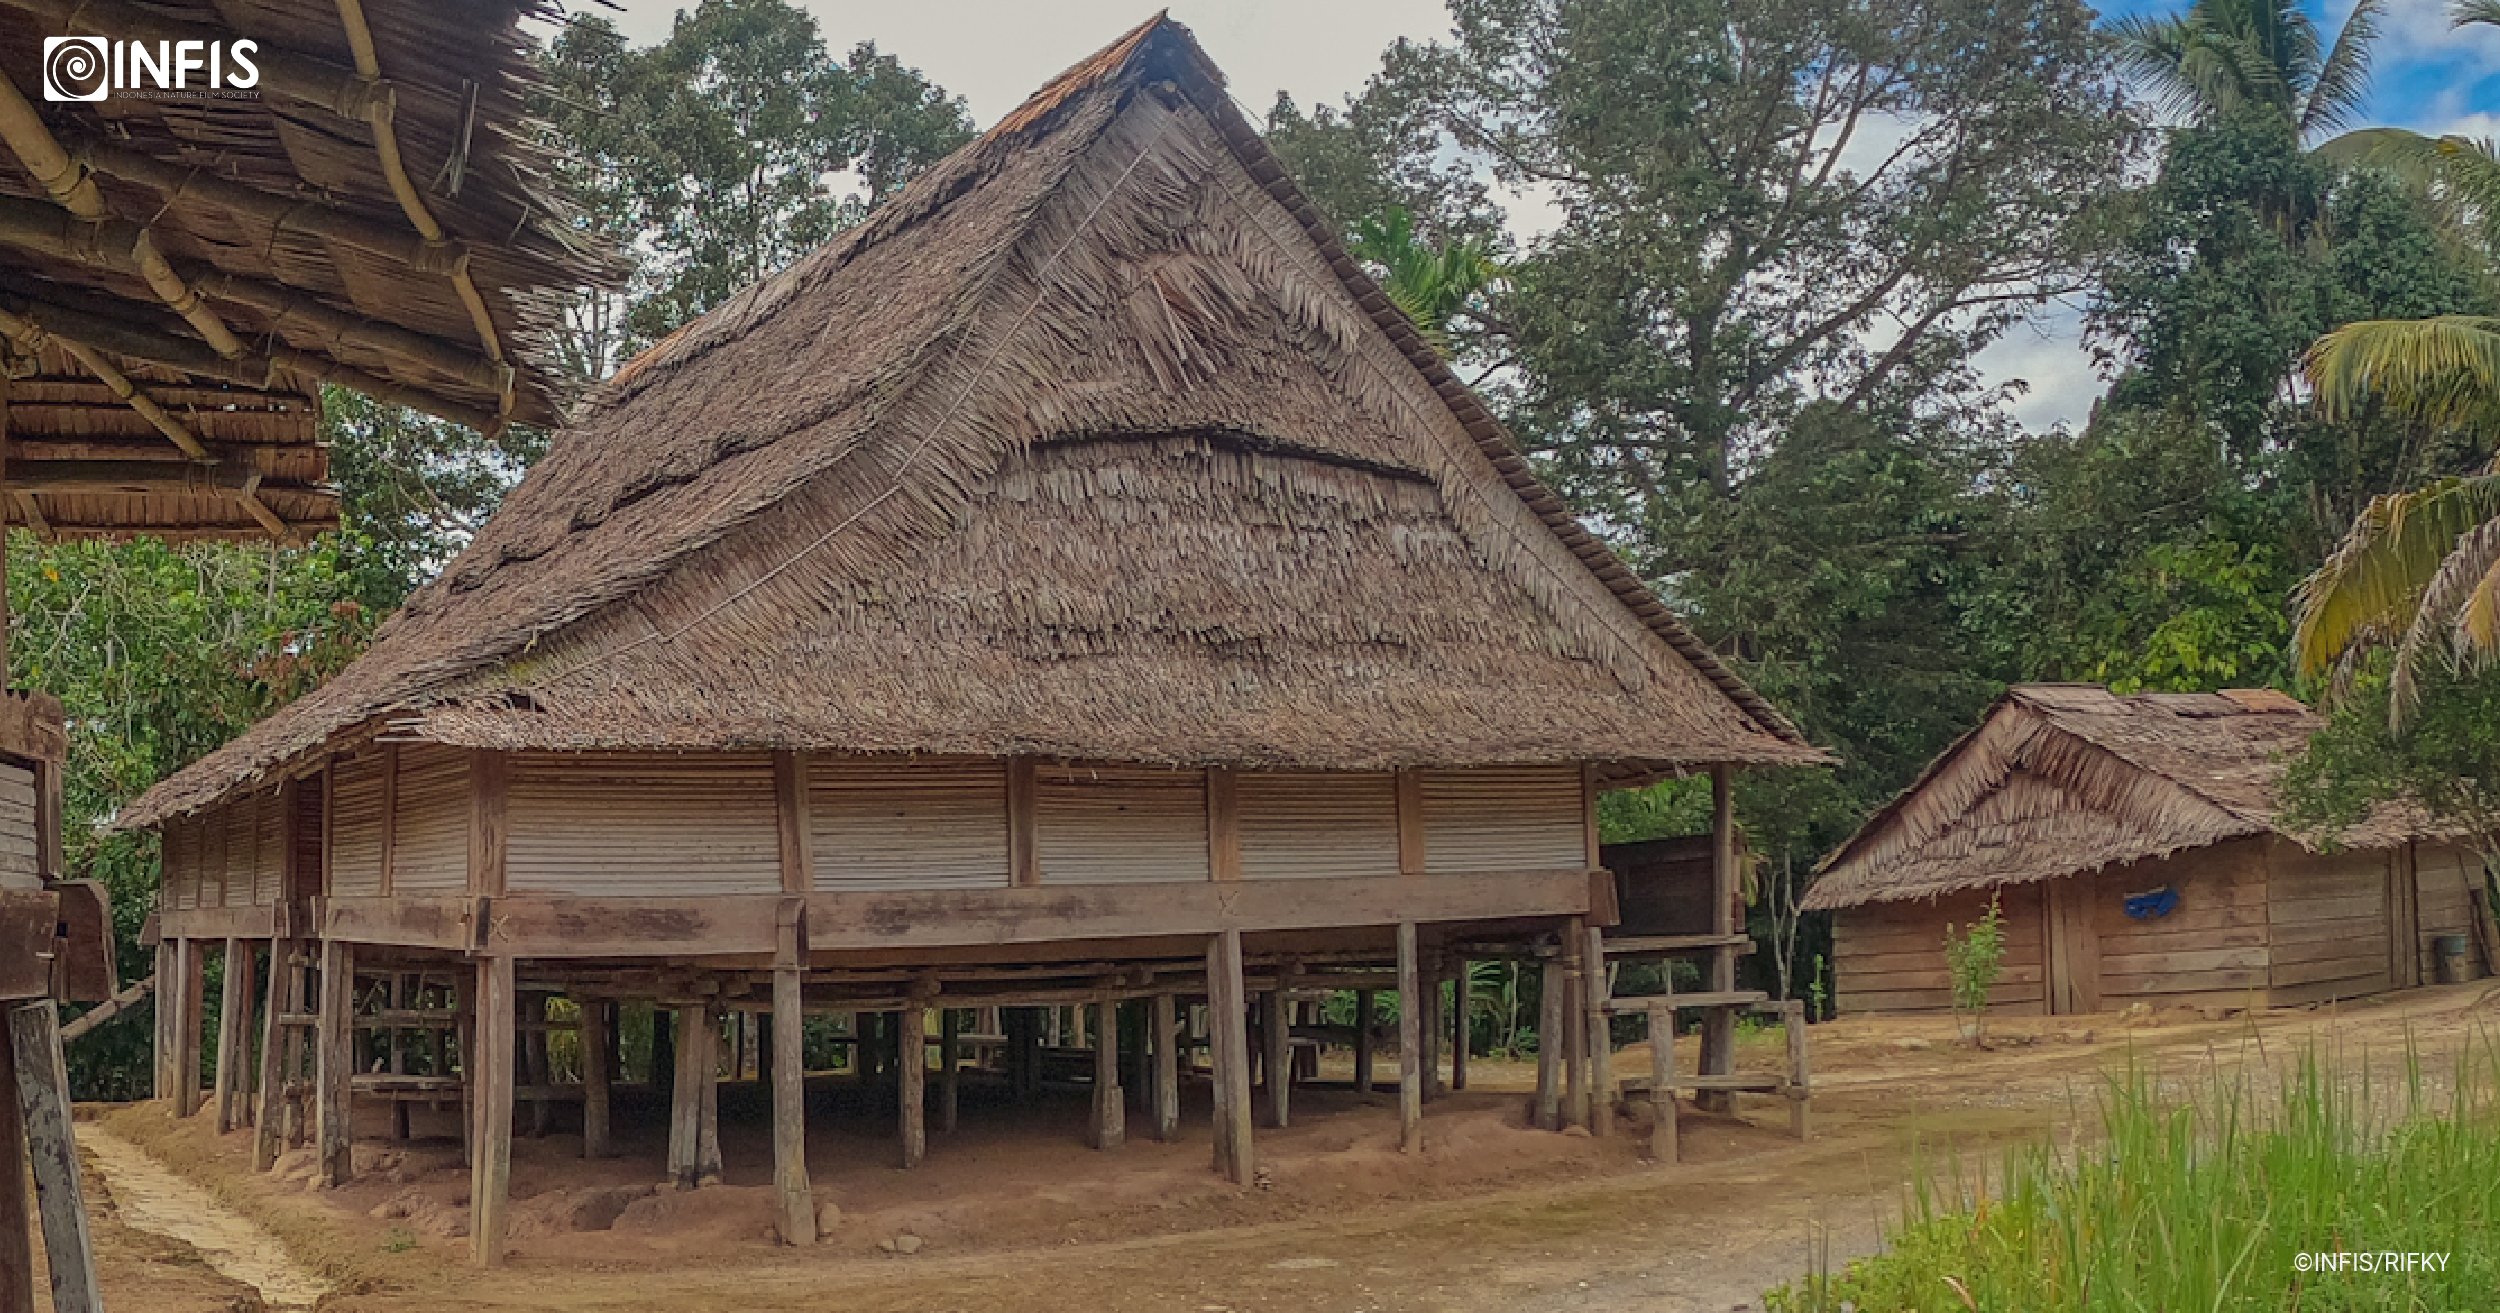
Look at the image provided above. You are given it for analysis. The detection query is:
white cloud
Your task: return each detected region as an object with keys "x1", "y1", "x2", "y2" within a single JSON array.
[{"x1": 1972, "y1": 302, "x2": 2101, "y2": 434}]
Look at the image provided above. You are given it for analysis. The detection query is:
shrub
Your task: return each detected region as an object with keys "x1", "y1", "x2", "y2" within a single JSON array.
[{"x1": 1942, "y1": 893, "x2": 2005, "y2": 1042}]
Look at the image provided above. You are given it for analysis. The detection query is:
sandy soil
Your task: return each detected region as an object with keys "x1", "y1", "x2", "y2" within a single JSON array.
[{"x1": 69, "y1": 980, "x2": 2500, "y2": 1313}]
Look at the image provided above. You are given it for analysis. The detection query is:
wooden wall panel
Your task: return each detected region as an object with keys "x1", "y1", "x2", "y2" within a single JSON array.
[
  {"x1": 2091, "y1": 840, "x2": 2272, "y2": 1005},
  {"x1": 2412, "y1": 843, "x2": 2487, "y2": 982},
  {"x1": 329, "y1": 753, "x2": 387, "y2": 898},
  {"x1": 506, "y1": 752, "x2": 783, "y2": 896},
  {"x1": 390, "y1": 746, "x2": 473, "y2": 894},
  {"x1": 1417, "y1": 766, "x2": 1586, "y2": 874},
  {"x1": 1035, "y1": 765, "x2": 1210, "y2": 884},
  {"x1": 0, "y1": 762, "x2": 39, "y2": 891},
  {"x1": 162, "y1": 814, "x2": 200, "y2": 911},
  {"x1": 2264, "y1": 838, "x2": 2392, "y2": 1004},
  {"x1": 808, "y1": 758, "x2": 1011, "y2": 891},
  {"x1": 1238, "y1": 771, "x2": 1400, "y2": 881},
  {"x1": 250, "y1": 791, "x2": 285, "y2": 905},
  {"x1": 1832, "y1": 884, "x2": 2048, "y2": 1014}
]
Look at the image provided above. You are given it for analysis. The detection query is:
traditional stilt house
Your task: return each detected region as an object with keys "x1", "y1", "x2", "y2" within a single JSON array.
[
  {"x1": 123, "y1": 17, "x2": 1826, "y2": 1265},
  {"x1": 1807, "y1": 685, "x2": 2493, "y2": 1016}
]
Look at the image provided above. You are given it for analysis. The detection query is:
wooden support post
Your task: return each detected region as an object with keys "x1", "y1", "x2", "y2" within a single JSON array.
[
  {"x1": 1450, "y1": 957, "x2": 1470, "y2": 1093},
  {"x1": 1151, "y1": 992, "x2": 1180, "y2": 1142},
  {"x1": 214, "y1": 938, "x2": 252, "y2": 1132},
  {"x1": 667, "y1": 1005, "x2": 706, "y2": 1189},
  {"x1": 771, "y1": 960, "x2": 813, "y2": 1244},
  {"x1": 1258, "y1": 988, "x2": 1289, "y2": 1130},
  {"x1": 9, "y1": 1003, "x2": 99, "y2": 1313},
  {"x1": 469, "y1": 956, "x2": 515, "y2": 1267},
  {"x1": 152, "y1": 940, "x2": 175, "y2": 1102},
  {"x1": 1534, "y1": 955, "x2": 1564, "y2": 1132},
  {"x1": 0, "y1": 998, "x2": 32, "y2": 1313},
  {"x1": 452, "y1": 971, "x2": 473, "y2": 1168},
  {"x1": 1010, "y1": 1008, "x2": 1040, "y2": 1102},
  {"x1": 387, "y1": 973, "x2": 411, "y2": 1142},
  {"x1": 896, "y1": 1007, "x2": 926, "y2": 1169},
  {"x1": 314, "y1": 938, "x2": 355, "y2": 1186},
  {"x1": 1647, "y1": 1001, "x2": 1677, "y2": 1164},
  {"x1": 1353, "y1": 989, "x2": 1376, "y2": 1099},
  {"x1": 1563, "y1": 920, "x2": 1587, "y2": 1129},
  {"x1": 1419, "y1": 953, "x2": 1443, "y2": 1103},
  {"x1": 1699, "y1": 766, "x2": 1738, "y2": 1114},
  {"x1": 698, "y1": 1005, "x2": 723, "y2": 1186},
  {"x1": 1396, "y1": 922, "x2": 1423, "y2": 1153},
  {"x1": 1206, "y1": 930, "x2": 1253, "y2": 1184},
  {"x1": 1784, "y1": 999, "x2": 1811, "y2": 1141},
  {"x1": 1090, "y1": 999, "x2": 1123, "y2": 1150},
  {"x1": 938, "y1": 1008, "x2": 961, "y2": 1134},
  {"x1": 1583, "y1": 924, "x2": 1613, "y2": 1137},
  {"x1": 579, "y1": 995, "x2": 611, "y2": 1159},
  {"x1": 522, "y1": 993, "x2": 550, "y2": 1138},
  {"x1": 174, "y1": 937, "x2": 205, "y2": 1117}
]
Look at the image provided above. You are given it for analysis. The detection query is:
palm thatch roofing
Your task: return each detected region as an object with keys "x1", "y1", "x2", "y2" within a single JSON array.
[
  {"x1": 120, "y1": 15, "x2": 1826, "y2": 829},
  {"x1": 1804, "y1": 684, "x2": 2428, "y2": 912},
  {"x1": 0, "y1": 0, "x2": 620, "y2": 542}
]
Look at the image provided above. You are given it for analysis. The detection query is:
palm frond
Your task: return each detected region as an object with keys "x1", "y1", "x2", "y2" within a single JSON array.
[
  {"x1": 2109, "y1": 13, "x2": 2230, "y2": 122},
  {"x1": 2301, "y1": 0, "x2": 2383, "y2": 138},
  {"x1": 2391, "y1": 516, "x2": 2500, "y2": 718},
  {"x1": 2305, "y1": 316, "x2": 2500, "y2": 428},
  {"x1": 2456, "y1": 0, "x2": 2500, "y2": 33},
  {"x1": 2294, "y1": 473, "x2": 2500, "y2": 679}
]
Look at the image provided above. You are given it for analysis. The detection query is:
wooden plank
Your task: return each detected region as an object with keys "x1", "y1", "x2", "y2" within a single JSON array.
[
  {"x1": 483, "y1": 896, "x2": 779, "y2": 958},
  {"x1": 468, "y1": 751, "x2": 508, "y2": 897},
  {"x1": 1206, "y1": 930, "x2": 1253, "y2": 1183},
  {"x1": 1784, "y1": 999, "x2": 1810, "y2": 1140},
  {"x1": 1090, "y1": 999, "x2": 1123, "y2": 1150},
  {"x1": 468, "y1": 956, "x2": 515, "y2": 1267},
  {"x1": 252, "y1": 941, "x2": 293, "y2": 1171},
  {"x1": 770, "y1": 964, "x2": 812, "y2": 1243},
  {"x1": 1647, "y1": 999, "x2": 1676, "y2": 1163},
  {"x1": 1582, "y1": 925, "x2": 1611, "y2": 1136},
  {"x1": 1151, "y1": 992, "x2": 1180, "y2": 1141},
  {"x1": 580, "y1": 994, "x2": 611, "y2": 1160},
  {"x1": 214, "y1": 938, "x2": 253, "y2": 1133},
  {"x1": 1207, "y1": 767, "x2": 1241, "y2": 882},
  {"x1": 175, "y1": 938, "x2": 205, "y2": 1118},
  {"x1": 897, "y1": 1007, "x2": 926, "y2": 1168},
  {"x1": 1534, "y1": 957, "x2": 1563, "y2": 1131},
  {"x1": 1006, "y1": 758, "x2": 1038, "y2": 888},
  {"x1": 1258, "y1": 986, "x2": 1288, "y2": 1129},
  {"x1": 939, "y1": 1007, "x2": 962, "y2": 1133},
  {"x1": 0, "y1": 997, "x2": 33, "y2": 1313},
  {"x1": 1418, "y1": 953, "x2": 1442, "y2": 1102},
  {"x1": 8, "y1": 1003, "x2": 99, "y2": 1313},
  {"x1": 1396, "y1": 921, "x2": 1421, "y2": 1153},
  {"x1": 377, "y1": 744, "x2": 399, "y2": 895},
  {"x1": 1394, "y1": 770, "x2": 1425, "y2": 875},
  {"x1": 774, "y1": 752, "x2": 815, "y2": 895},
  {"x1": 154, "y1": 903, "x2": 280, "y2": 942},
  {"x1": 320, "y1": 895, "x2": 476, "y2": 950},
  {"x1": 1698, "y1": 768, "x2": 1736, "y2": 1113},
  {"x1": 314, "y1": 939, "x2": 354, "y2": 1186}
]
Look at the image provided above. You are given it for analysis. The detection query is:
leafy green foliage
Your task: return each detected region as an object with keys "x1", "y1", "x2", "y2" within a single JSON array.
[
  {"x1": 2280, "y1": 664, "x2": 2500, "y2": 875},
  {"x1": 1942, "y1": 893, "x2": 2006, "y2": 1027}
]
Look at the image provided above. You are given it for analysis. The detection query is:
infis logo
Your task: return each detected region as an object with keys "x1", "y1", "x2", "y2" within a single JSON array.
[{"x1": 43, "y1": 35, "x2": 261, "y2": 103}]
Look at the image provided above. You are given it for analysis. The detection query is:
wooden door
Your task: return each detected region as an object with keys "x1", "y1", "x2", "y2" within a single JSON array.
[
  {"x1": 2388, "y1": 844, "x2": 2421, "y2": 989},
  {"x1": 2044, "y1": 875, "x2": 2102, "y2": 1015}
]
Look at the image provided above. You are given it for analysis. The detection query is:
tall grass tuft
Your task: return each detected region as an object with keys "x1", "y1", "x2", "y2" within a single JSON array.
[{"x1": 1768, "y1": 1032, "x2": 2500, "y2": 1311}]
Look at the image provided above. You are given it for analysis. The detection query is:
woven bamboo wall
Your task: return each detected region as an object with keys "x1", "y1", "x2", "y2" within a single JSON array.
[
  {"x1": 161, "y1": 791, "x2": 287, "y2": 910},
  {"x1": 1238, "y1": 771, "x2": 1399, "y2": 880},
  {"x1": 809, "y1": 758, "x2": 1011, "y2": 891},
  {"x1": 328, "y1": 753, "x2": 388, "y2": 898},
  {"x1": 1035, "y1": 765, "x2": 1211, "y2": 883},
  {"x1": 1417, "y1": 766, "x2": 1585, "y2": 874},
  {"x1": 390, "y1": 746, "x2": 472, "y2": 894},
  {"x1": 506, "y1": 752, "x2": 783, "y2": 896}
]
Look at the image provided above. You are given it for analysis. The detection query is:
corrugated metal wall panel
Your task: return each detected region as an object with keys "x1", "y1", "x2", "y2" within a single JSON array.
[
  {"x1": 1419, "y1": 766, "x2": 1587, "y2": 874},
  {"x1": 0, "y1": 763, "x2": 37, "y2": 890},
  {"x1": 1037, "y1": 765, "x2": 1210, "y2": 884},
  {"x1": 1239, "y1": 771, "x2": 1399, "y2": 880},
  {"x1": 329, "y1": 755, "x2": 386, "y2": 898},
  {"x1": 810, "y1": 759, "x2": 1010, "y2": 891},
  {"x1": 507, "y1": 753, "x2": 783, "y2": 896},
  {"x1": 391, "y1": 747, "x2": 472, "y2": 894},
  {"x1": 163, "y1": 813, "x2": 199, "y2": 911}
]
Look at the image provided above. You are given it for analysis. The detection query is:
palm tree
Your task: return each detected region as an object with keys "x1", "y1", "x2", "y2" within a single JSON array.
[
  {"x1": 2108, "y1": 0, "x2": 2384, "y2": 141},
  {"x1": 1345, "y1": 207, "x2": 1501, "y2": 358}
]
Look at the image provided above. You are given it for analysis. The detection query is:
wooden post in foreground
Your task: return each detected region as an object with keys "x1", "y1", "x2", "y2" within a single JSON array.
[
  {"x1": 579, "y1": 995, "x2": 612, "y2": 1159},
  {"x1": 314, "y1": 938, "x2": 355, "y2": 1186},
  {"x1": 469, "y1": 955, "x2": 516, "y2": 1267},
  {"x1": 938, "y1": 1008, "x2": 962, "y2": 1134},
  {"x1": 1353, "y1": 989, "x2": 1377, "y2": 1098},
  {"x1": 253, "y1": 940, "x2": 290, "y2": 1170},
  {"x1": 1258, "y1": 987, "x2": 1289, "y2": 1130},
  {"x1": 1698, "y1": 766, "x2": 1738, "y2": 1114},
  {"x1": 1583, "y1": 924, "x2": 1613, "y2": 1137},
  {"x1": 667, "y1": 1006, "x2": 706, "y2": 1189},
  {"x1": 1206, "y1": 930, "x2": 1253, "y2": 1184},
  {"x1": 1784, "y1": 999, "x2": 1811, "y2": 1140},
  {"x1": 1089, "y1": 998, "x2": 1123, "y2": 1150},
  {"x1": 1150, "y1": 992, "x2": 1180, "y2": 1142},
  {"x1": 152, "y1": 940, "x2": 174, "y2": 1101},
  {"x1": 1647, "y1": 1000, "x2": 1677, "y2": 1164},
  {"x1": 9, "y1": 1003, "x2": 99, "y2": 1312},
  {"x1": 1562, "y1": 918, "x2": 1587, "y2": 1129},
  {"x1": 1418, "y1": 953, "x2": 1443, "y2": 1103},
  {"x1": 0, "y1": 1005, "x2": 32, "y2": 1313},
  {"x1": 214, "y1": 939, "x2": 252, "y2": 1132},
  {"x1": 1534, "y1": 953, "x2": 1564, "y2": 1132},
  {"x1": 771, "y1": 959, "x2": 813, "y2": 1244},
  {"x1": 1396, "y1": 922, "x2": 1422, "y2": 1153},
  {"x1": 897, "y1": 1007, "x2": 926, "y2": 1169},
  {"x1": 173, "y1": 937, "x2": 205, "y2": 1117},
  {"x1": 1450, "y1": 959, "x2": 1470, "y2": 1092}
]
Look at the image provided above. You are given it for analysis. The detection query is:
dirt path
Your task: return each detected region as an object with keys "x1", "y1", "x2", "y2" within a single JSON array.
[
  {"x1": 84, "y1": 981, "x2": 2500, "y2": 1313},
  {"x1": 79, "y1": 1124, "x2": 331, "y2": 1309}
]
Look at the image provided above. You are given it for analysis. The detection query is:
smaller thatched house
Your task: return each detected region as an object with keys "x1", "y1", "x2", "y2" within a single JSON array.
[{"x1": 1806, "y1": 685, "x2": 2490, "y2": 1015}]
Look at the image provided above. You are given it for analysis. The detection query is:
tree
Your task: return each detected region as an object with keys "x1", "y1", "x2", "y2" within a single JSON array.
[
  {"x1": 2108, "y1": 0, "x2": 2384, "y2": 142},
  {"x1": 2280, "y1": 663, "x2": 2500, "y2": 879},
  {"x1": 1344, "y1": 206, "x2": 1504, "y2": 358}
]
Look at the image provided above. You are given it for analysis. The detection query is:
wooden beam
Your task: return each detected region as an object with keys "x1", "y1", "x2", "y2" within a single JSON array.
[
  {"x1": 1150, "y1": 992, "x2": 1179, "y2": 1142},
  {"x1": 7, "y1": 1003, "x2": 100, "y2": 1313},
  {"x1": 468, "y1": 955, "x2": 515, "y2": 1267},
  {"x1": 314, "y1": 939, "x2": 354, "y2": 1186},
  {"x1": 1006, "y1": 758, "x2": 1038, "y2": 887},
  {"x1": 896, "y1": 1006, "x2": 925, "y2": 1168},
  {"x1": 1563, "y1": 918, "x2": 1587, "y2": 1129},
  {"x1": 467, "y1": 751, "x2": 507, "y2": 897},
  {"x1": 1419, "y1": 951, "x2": 1442, "y2": 1103},
  {"x1": 1396, "y1": 922, "x2": 1422, "y2": 1153},
  {"x1": 1205, "y1": 930, "x2": 1252, "y2": 1184},
  {"x1": 773, "y1": 752, "x2": 813, "y2": 895},
  {"x1": 1089, "y1": 999, "x2": 1123, "y2": 1150},
  {"x1": 770, "y1": 954, "x2": 812, "y2": 1242},
  {"x1": 666, "y1": 1005, "x2": 712, "y2": 1188}
]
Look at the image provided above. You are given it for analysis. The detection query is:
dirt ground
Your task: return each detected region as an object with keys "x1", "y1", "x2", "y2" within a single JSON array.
[{"x1": 63, "y1": 980, "x2": 2500, "y2": 1313}]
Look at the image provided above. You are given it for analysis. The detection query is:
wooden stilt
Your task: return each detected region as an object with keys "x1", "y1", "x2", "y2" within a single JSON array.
[
  {"x1": 1353, "y1": 989, "x2": 1376, "y2": 1098},
  {"x1": 174, "y1": 937, "x2": 205, "y2": 1117},
  {"x1": 1699, "y1": 766, "x2": 1739, "y2": 1115},
  {"x1": 1534, "y1": 955, "x2": 1564, "y2": 1132},
  {"x1": 0, "y1": 998, "x2": 36, "y2": 1313},
  {"x1": 1150, "y1": 992, "x2": 1179, "y2": 1142},
  {"x1": 1206, "y1": 930, "x2": 1253, "y2": 1184},
  {"x1": 1784, "y1": 999, "x2": 1811, "y2": 1140},
  {"x1": 1562, "y1": 919, "x2": 1587, "y2": 1129},
  {"x1": 650, "y1": 1005, "x2": 675, "y2": 1095},
  {"x1": 1258, "y1": 988, "x2": 1289, "y2": 1130},
  {"x1": 1450, "y1": 958, "x2": 1470, "y2": 1093},
  {"x1": 214, "y1": 938, "x2": 251, "y2": 1132},
  {"x1": 1647, "y1": 1000, "x2": 1677, "y2": 1164},
  {"x1": 452, "y1": 971, "x2": 473, "y2": 1168},
  {"x1": 387, "y1": 973, "x2": 411, "y2": 1142},
  {"x1": 1583, "y1": 924, "x2": 1613, "y2": 1137},
  {"x1": 1090, "y1": 999, "x2": 1123, "y2": 1150},
  {"x1": 667, "y1": 1005, "x2": 705, "y2": 1189},
  {"x1": 152, "y1": 940, "x2": 175, "y2": 1102},
  {"x1": 697, "y1": 1005, "x2": 723, "y2": 1186},
  {"x1": 9, "y1": 1003, "x2": 99, "y2": 1313},
  {"x1": 1010, "y1": 1008, "x2": 1040, "y2": 1102},
  {"x1": 579, "y1": 995, "x2": 611, "y2": 1159},
  {"x1": 897, "y1": 1007, "x2": 926, "y2": 1168},
  {"x1": 314, "y1": 939, "x2": 355, "y2": 1186},
  {"x1": 938, "y1": 1008, "x2": 961, "y2": 1134},
  {"x1": 771, "y1": 960, "x2": 813, "y2": 1244},
  {"x1": 1396, "y1": 922, "x2": 1423, "y2": 1153},
  {"x1": 469, "y1": 956, "x2": 516, "y2": 1267},
  {"x1": 522, "y1": 993, "x2": 550, "y2": 1138},
  {"x1": 1419, "y1": 953, "x2": 1443, "y2": 1103}
]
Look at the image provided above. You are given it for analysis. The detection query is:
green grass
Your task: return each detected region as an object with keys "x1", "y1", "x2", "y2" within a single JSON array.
[{"x1": 1768, "y1": 1034, "x2": 2500, "y2": 1311}]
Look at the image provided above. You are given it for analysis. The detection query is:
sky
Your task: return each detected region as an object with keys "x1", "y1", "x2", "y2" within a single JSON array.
[{"x1": 601, "y1": 0, "x2": 2499, "y2": 432}]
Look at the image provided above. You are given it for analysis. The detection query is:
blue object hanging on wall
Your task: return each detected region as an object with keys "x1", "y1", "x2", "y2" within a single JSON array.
[{"x1": 2122, "y1": 886, "x2": 2179, "y2": 920}]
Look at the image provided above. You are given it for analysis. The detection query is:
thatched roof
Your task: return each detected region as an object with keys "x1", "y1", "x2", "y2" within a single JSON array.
[
  {"x1": 1804, "y1": 684, "x2": 2426, "y2": 911},
  {"x1": 121, "y1": 15, "x2": 1824, "y2": 829},
  {"x1": 0, "y1": 0, "x2": 620, "y2": 541}
]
